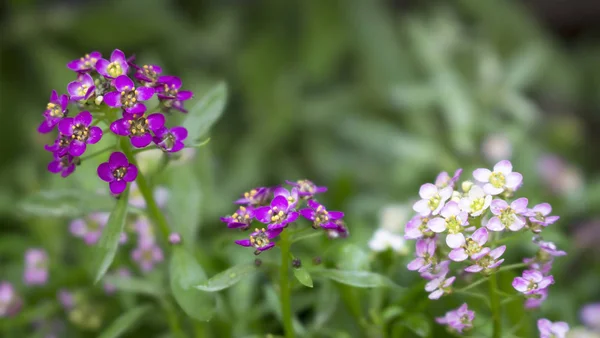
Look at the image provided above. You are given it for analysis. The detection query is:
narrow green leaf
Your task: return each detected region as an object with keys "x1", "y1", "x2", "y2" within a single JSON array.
[
  {"x1": 401, "y1": 314, "x2": 431, "y2": 337},
  {"x1": 103, "y1": 275, "x2": 164, "y2": 297},
  {"x1": 19, "y1": 189, "x2": 114, "y2": 218},
  {"x1": 183, "y1": 82, "x2": 228, "y2": 142},
  {"x1": 311, "y1": 269, "x2": 396, "y2": 288},
  {"x1": 293, "y1": 267, "x2": 313, "y2": 288},
  {"x1": 93, "y1": 188, "x2": 129, "y2": 284},
  {"x1": 97, "y1": 305, "x2": 151, "y2": 338},
  {"x1": 170, "y1": 247, "x2": 216, "y2": 321},
  {"x1": 195, "y1": 263, "x2": 257, "y2": 292}
]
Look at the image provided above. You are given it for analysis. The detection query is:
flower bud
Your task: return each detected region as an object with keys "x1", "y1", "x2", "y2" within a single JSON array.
[
  {"x1": 94, "y1": 95, "x2": 103, "y2": 105},
  {"x1": 461, "y1": 180, "x2": 473, "y2": 193}
]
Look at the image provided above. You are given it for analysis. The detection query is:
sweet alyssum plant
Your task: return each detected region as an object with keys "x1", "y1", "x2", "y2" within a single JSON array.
[{"x1": 405, "y1": 160, "x2": 570, "y2": 338}]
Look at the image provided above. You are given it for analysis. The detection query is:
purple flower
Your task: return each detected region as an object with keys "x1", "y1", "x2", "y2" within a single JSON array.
[
  {"x1": 67, "y1": 51, "x2": 101, "y2": 72},
  {"x1": 110, "y1": 113, "x2": 165, "y2": 148},
  {"x1": 459, "y1": 186, "x2": 492, "y2": 216},
  {"x1": 413, "y1": 183, "x2": 452, "y2": 217},
  {"x1": 299, "y1": 199, "x2": 344, "y2": 230},
  {"x1": 169, "y1": 233, "x2": 182, "y2": 245},
  {"x1": 486, "y1": 198, "x2": 528, "y2": 232},
  {"x1": 425, "y1": 274, "x2": 455, "y2": 300},
  {"x1": 473, "y1": 160, "x2": 523, "y2": 195},
  {"x1": 96, "y1": 49, "x2": 129, "y2": 80},
  {"x1": 67, "y1": 73, "x2": 95, "y2": 101},
  {"x1": 327, "y1": 219, "x2": 349, "y2": 239},
  {"x1": 274, "y1": 187, "x2": 300, "y2": 209},
  {"x1": 404, "y1": 215, "x2": 434, "y2": 240},
  {"x1": 420, "y1": 260, "x2": 450, "y2": 280},
  {"x1": 536, "y1": 239, "x2": 567, "y2": 257},
  {"x1": 526, "y1": 203, "x2": 560, "y2": 231},
  {"x1": 132, "y1": 64, "x2": 162, "y2": 86},
  {"x1": 44, "y1": 134, "x2": 72, "y2": 157},
  {"x1": 286, "y1": 179, "x2": 327, "y2": 199},
  {"x1": 153, "y1": 126, "x2": 188, "y2": 152},
  {"x1": 580, "y1": 303, "x2": 600, "y2": 331},
  {"x1": 104, "y1": 75, "x2": 155, "y2": 113},
  {"x1": 407, "y1": 238, "x2": 437, "y2": 272},
  {"x1": 24, "y1": 249, "x2": 49, "y2": 286},
  {"x1": 70, "y1": 212, "x2": 110, "y2": 245},
  {"x1": 427, "y1": 201, "x2": 469, "y2": 248},
  {"x1": 235, "y1": 187, "x2": 271, "y2": 206},
  {"x1": 132, "y1": 241, "x2": 163, "y2": 273},
  {"x1": 524, "y1": 287, "x2": 548, "y2": 309},
  {"x1": 524, "y1": 257, "x2": 553, "y2": 275},
  {"x1": 156, "y1": 76, "x2": 193, "y2": 112},
  {"x1": 220, "y1": 205, "x2": 255, "y2": 230},
  {"x1": 97, "y1": 152, "x2": 138, "y2": 194},
  {"x1": 435, "y1": 169, "x2": 463, "y2": 189},
  {"x1": 47, "y1": 154, "x2": 76, "y2": 177},
  {"x1": 0, "y1": 282, "x2": 22, "y2": 317},
  {"x1": 104, "y1": 268, "x2": 131, "y2": 294},
  {"x1": 255, "y1": 195, "x2": 299, "y2": 230},
  {"x1": 512, "y1": 269, "x2": 554, "y2": 295},
  {"x1": 58, "y1": 111, "x2": 103, "y2": 156},
  {"x1": 57, "y1": 289, "x2": 75, "y2": 310},
  {"x1": 235, "y1": 227, "x2": 283, "y2": 255},
  {"x1": 538, "y1": 319, "x2": 569, "y2": 338},
  {"x1": 435, "y1": 303, "x2": 474, "y2": 333},
  {"x1": 38, "y1": 90, "x2": 69, "y2": 133},
  {"x1": 465, "y1": 245, "x2": 506, "y2": 273},
  {"x1": 449, "y1": 227, "x2": 490, "y2": 262}
]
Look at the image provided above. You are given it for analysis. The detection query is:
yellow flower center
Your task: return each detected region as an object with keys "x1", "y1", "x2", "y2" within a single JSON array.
[{"x1": 489, "y1": 172, "x2": 506, "y2": 188}]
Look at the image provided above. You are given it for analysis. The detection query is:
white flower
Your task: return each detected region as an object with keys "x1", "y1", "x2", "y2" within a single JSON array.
[
  {"x1": 368, "y1": 229, "x2": 408, "y2": 255},
  {"x1": 459, "y1": 186, "x2": 492, "y2": 217},
  {"x1": 473, "y1": 160, "x2": 523, "y2": 195},
  {"x1": 412, "y1": 183, "x2": 453, "y2": 216},
  {"x1": 379, "y1": 204, "x2": 411, "y2": 233}
]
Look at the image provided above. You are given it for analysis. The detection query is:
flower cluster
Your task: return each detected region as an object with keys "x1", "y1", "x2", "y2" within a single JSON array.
[
  {"x1": 435, "y1": 303, "x2": 475, "y2": 334},
  {"x1": 221, "y1": 180, "x2": 348, "y2": 254},
  {"x1": 40, "y1": 49, "x2": 192, "y2": 194},
  {"x1": 404, "y1": 160, "x2": 568, "y2": 332}
]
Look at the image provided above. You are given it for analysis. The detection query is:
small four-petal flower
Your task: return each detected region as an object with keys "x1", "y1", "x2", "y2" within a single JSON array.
[{"x1": 97, "y1": 152, "x2": 138, "y2": 194}]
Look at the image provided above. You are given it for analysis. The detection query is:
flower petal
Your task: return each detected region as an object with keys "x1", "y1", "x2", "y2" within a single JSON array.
[
  {"x1": 328, "y1": 211, "x2": 344, "y2": 220},
  {"x1": 58, "y1": 118, "x2": 74, "y2": 135},
  {"x1": 484, "y1": 184, "x2": 504, "y2": 195},
  {"x1": 486, "y1": 217, "x2": 504, "y2": 231},
  {"x1": 177, "y1": 90, "x2": 193, "y2": 101},
  {"x1": 87, "y1": 126, "x2": 103, "y2": 144},
  {"x1": 473, "y1": 168, "x2": 491, "y2": 182},
  {"x1": 109, "y1": 180, "x2": 127, "y2": 195},
  {"x1": 95, "y1": 59, "x2": 109, "y2": 76},
  {"x1": 446, "y1": 233, "x2": 465, "y2": 249},
  {"x1": 449, "y1": 248, "x2": 468, "y2": 262},
  {"x1": 123, "y1": 164, "x2": 138, "y2": 182},
  {"x1": 69, "y1": 141, "x2": 86, "y2": 157},
  {"x1": 428, "y1": 217, "x2": 446, "y2": 233},
  {"x1": 270, "y1": 195, "x2": 289, "y2": 211},
  {"x1": 75, "y1": 111, "x2": 93, "y2": 126},
  {"x1": 109, "y1": 152, "x2": 129, "y2": 168},
  {"x1": 131, "y1": 134, "x2": 152, "y2": 148},
  {"x1": 511, "y1": 197, "x2": 528, "y2": 213},
  {"x1": 493, "y1": 160, "x2": 513, "y2": 174},
  {"x1": 103, "y1": 91, "x2": 122, "y2": 107},
  {"x1": 472, "y1": 227, "x2": 488, "y2": 245},
  {"x1": 413, "y1": 199, "x2": 430, "y2": 216},
  {"x1": 253, "y1": 206, "x2": 271, "y2": 223},
  {"x1": 146, "y1": 113, "x2": 166, "y2": 131},
  {"x1": 489, "y1": 245, "x2": 506, "y2": 259},
  {"x1": 407, "y1": 258, "x2": 425, "y2": 271},
  {"x1": 512, "y1": 277, "x2": 529, "y2": 292},
  {"x1": 419, "y1": 183, "x2": 438, "y2": 199},
  {"x1": 115, "y1": 75, "x2": 134, "y2": 91},
  {"x1": 97, "y1": 163, "x2": 113, "y2": 182},
  {"x1": 505, "y1": 172, "x2": 523, "y2": 189},
  {"x1": 135, "y1": 87, "x2": 155, "y2": 101},
  {"x1": 170, "y1": 126, "x2": 188, "y2": 141},
  {"x1": 428, "y1": 289, "x2": 444, "y2": 300},
  {"x1": 234, "y1": 239, "x2": 252, "y2": 247}
]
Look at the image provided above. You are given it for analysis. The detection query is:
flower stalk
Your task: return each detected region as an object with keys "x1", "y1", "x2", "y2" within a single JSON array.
[
  {"x1": 278, "y1": 230, "x2": 294, "y2": 338},
  {"x1": 489, "y1": 272, "x2": 501, "y2": 338}
]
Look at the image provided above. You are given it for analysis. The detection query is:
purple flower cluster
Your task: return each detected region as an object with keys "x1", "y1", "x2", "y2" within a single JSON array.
[
  {"x1": 39, "y1": 49, "x2": 192, "y2": 194},
  {"x1": 436, "y1": 303, "x2": 475, "y2": 333},
  {"x1": 221, "y1": 180, "x2": 347, "y2": 254},
  {"x1": 404, "y1": 161, "x2": 568, "y2": 331}
]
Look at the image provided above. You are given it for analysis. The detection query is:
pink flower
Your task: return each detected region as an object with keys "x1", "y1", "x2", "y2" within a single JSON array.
[
  {"x1": 449, "y1": 227, "x2": 490, "y2": 262},
  {"x1": 512, "y1": 270, "x2": 554, "y2": 295},
  {"x1": 70, "y1": 212, "x2": 110, "y2": 245},
  {"x1": 404, "y1": 215, "x2": 434, "y2": 240},
  {"x1": 407, "y1": 238, "x2": 437, "y2": 272},
  {"x1": 580, "y1": 303, "x2": 600, "y2": 331},
  {"x1": 427, "y1": 201, "x2": 469, "y2": 248},
  {"x1": 486, "y1": 198, "x2": 528, "y2": 232},
  {"x1": 465, "y1": 245, "x2": 506, "y2": 273},
  {"x1": 473, "y1": 160, "x2": 523, "y2": 195},
  {"x1": 132, "y1": 241, "x2": 163, "y2": 273},
  {"x1": 412, "y1": 183, "x2": 452, "y2": 217},
  {"x1": 425, "y1": 274, "x2": 455, "y2": 300},
  {"x1": 436, "y1": 303, "x2": 475, "y2": 333},
  {"x1": 537, "y1": 318, "x2": 569, "y2": 338}
]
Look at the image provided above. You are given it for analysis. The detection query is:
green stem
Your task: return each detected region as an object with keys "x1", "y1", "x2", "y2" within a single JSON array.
[
  {"x1": 497, "y1": 262, "x2": 527, "y2": 273},
  {"x1": 120, "y1": 139, "x2": 170, "y2": 240},
  {"x1": 279, "y1": 230, "x2": 295, "y2": 338},
  {"x1": 456, "y1": 277, "x2": 489, "y2": 292},
  {"x1": 489, "y1": 273, "x2": 501, "y2": 338}
]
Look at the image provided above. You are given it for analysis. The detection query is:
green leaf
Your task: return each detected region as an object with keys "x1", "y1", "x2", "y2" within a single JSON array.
[
  {"x1": 293, "y1": 267, "x2": 313, "y2": 288},
  {"x1": 336, "y1": 243, "x2": 370, "y2": 271},
  {"x1": 195, "y1": 263, "x2": 257, "y2": 292},
  {"x1": 401, "y1": 313, "x2": 431, "y2": 337},
  {"x1": 170, "y1": 247, "x2": 216, "y2": 321},
  {"x1": 92, "y1": 188, "x2": 129, "y2": 284},
  {"x1": 183, "y1": 82, "x2": 228, "y2": 142},
  {"x1": 103, "y1": 275, "x2": 164, "y2": 297},
  {"x1": 19, "y1": 189, "x2": 115, "y2": 218},
  {"x1": 167, "y1": 164, "x2": 202, "y2": 246},
  {"x1": 310, "y1": 269, "x2": 397, "y2": 288},
  {"x1": 97, "y1": 305, "x2": 151, "y2": 338}
]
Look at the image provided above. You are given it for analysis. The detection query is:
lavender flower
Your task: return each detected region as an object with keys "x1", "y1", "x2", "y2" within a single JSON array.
[
  {"x1": 486, "y1": 198, "x2": 528, "y2": 232},
  {"x1": 435, "y1": 169, "x2": 462, "y2": 189},
  {"x1": 255, "y1": 195, "x2": 299, "y2": 230},
  {"x1": 24, "y1": 249, "x2": 49, "y2": 285},
  {"x1": 285, "y1": 179, "x2": 327, "y2": 199},
  {"x1": 420, "y1": 260, "x2": 450, "y2": 280},
  {"x1": 274, "y1": 187, "x2": 300, "y2": 209},
  {"x1": 132, "y1": 64, "x2": 162, "y2": 86},
  {"x1": 235, "y1": 187, "x2": 271, "y2": 206},
  {"x1": 538, "y1": 319, "x2": 569, "y2": 338},
  {"x1": 38, "y1": 90, "x2": 69, "y2": 133},
  {"x1": 465, "y1": 245, "x2": 506, "y2": 273},
  {"x1": 58, "y1": 111, "x2": 103, "y2": 156},
  {"x1": 156, "y1": 76, "x2": 193, "y2": 112},
  {"x1": 407, "y1": 238, "x2": 437, "y2": 272},
  {"x1": 404, "y1": 215, "x2": 434, "y2": 240},
  {"x1": 536, "y1": 239, "x2": 567, "y2": 258},
  {"x1": 110, "y1": 113, "x2": 165, "y2": 148},
  {"x1": 524, "y1": 257, "x2": 553, "y2": 275},
  {"x1": 96, "y1": 49, "x2": 129, "y2": 80},
  {"x1": 104, "y1": 75, "x2": 155, "y2": 113},
  {"x1": 368, "y1": 228, "x2": 408, "y2": 254},
  {"x1": 97, "y1": 152, "x2": 138, "y2": 194},
  {"x1": 459, "y1": 186, "x2": 492, "y2": 217},
  {"x1": 70, "y1": 212, "x2": 110, "y2": 245},
  {"x1": 169, "y1": 233, "x2": 182, "y2": 245},
  {"x1": 132, "y1": 241, "x2": 163, "y2": 273},
  {"x1": 473, "y1": 160, "x2": 523, "y2": 195},
  {"x1": 512, "y1": 270, "x2": 554, "y2": 295},
  {"x1": 413, "y1": 183, "x2": 452, "y2": 216},
  {"x1": 153, "y1": 126, "x2": 188, "y2": 153},
  {"x1": 526, "y1": 203, "x2": 560, "y2": 231},
  {"x1": 425, "y1": 274, "x2": 455, "y2": 300},
  {"x1": 235, "y1": 228, "x2": 283, "y2": 255},
  {"x1": 449, "y1": 227, "x2": 490, "y2": 262},
  {"x1": 524, "y1": 287, "x2": 548, "y2": 309},
  {"x1": 220, "y1": 205, "x2": 255, "y2": 230},
  {"x1": 299, "y1": 199, "x2": 344, "y2": 230},
  {"x1": 45, "y1": 134, "x2": 71, "y2": 157},
  {"x1": 47, "y1": 154, "x2": 76, "y2": 177},
  {"x1": 67, "y1": 73, "x2": 95, "y2": 101},
  {"x1": 104, "y1": 268, "x2": 131, "y2": 294},
  {"x1": 427, "y1": 201, "x2": 469, "y2": 248},
  {"x1": 0, "y1": 282, "x2": 22, "y2": 317},
  {"x1": 435, "y1": 303, "x2": 474, "y2": 333},
  {"x1": 580, "y1": 303, "x2": 600, "y2": 331},
  {"x1": 67, "y1": 51, "x2": 101, "y2": 72}
]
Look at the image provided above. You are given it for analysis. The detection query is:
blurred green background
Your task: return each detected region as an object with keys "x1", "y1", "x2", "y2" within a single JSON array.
[{"x1": 2, "y1": 0, "x2": 600, "y2": 337}]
